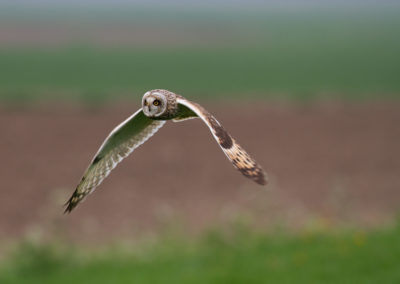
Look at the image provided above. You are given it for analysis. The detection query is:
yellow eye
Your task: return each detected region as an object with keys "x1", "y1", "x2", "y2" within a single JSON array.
[{"x1": 153, "y1": 100, "x2": 160, "y2": 106}]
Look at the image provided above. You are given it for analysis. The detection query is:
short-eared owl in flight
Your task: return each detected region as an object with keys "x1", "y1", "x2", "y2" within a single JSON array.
[{"x1": 65, "y1": 90, "x2": 267, "y2": 213}]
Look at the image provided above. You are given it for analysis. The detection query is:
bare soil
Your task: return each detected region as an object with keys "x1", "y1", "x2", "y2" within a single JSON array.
[{"x1": 1, "y1": 102, "x2": 399, "y2": 242}]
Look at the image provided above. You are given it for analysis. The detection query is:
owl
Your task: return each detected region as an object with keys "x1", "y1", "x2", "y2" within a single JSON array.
[{"x1": 65, "y1": 89, "x2": 267, "y2": 213}]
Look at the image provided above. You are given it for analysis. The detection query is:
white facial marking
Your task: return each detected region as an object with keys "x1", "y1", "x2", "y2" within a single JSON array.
[{"x1": 142, "y1": 91, "x2": 167, "y2": 118}]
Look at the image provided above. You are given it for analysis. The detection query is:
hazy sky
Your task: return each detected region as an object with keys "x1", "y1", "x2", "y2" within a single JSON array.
[{"x1": 1, "y1": 0, "x2": 399, "y2": 7}]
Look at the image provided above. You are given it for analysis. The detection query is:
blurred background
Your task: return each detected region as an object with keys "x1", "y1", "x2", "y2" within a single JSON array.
[{"x1": 1, "y1": 0, "x2": 400, "y2": 283}]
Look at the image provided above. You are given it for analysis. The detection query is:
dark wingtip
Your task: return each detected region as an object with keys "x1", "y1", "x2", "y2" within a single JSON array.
[
  {"x1": 256, "y1": 173, "x2": 268, "y2": 186},
  {"x1": 63, "y1": 195, "x2": 77, "y2": 214},
  {"x1": 251, "y1": 167, "x2": 268, "y2": 186},
  {"x1": 261, "y1": 178, "x2": 268, "y2": 186}
]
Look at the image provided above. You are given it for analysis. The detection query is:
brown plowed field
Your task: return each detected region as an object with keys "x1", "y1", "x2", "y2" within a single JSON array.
[{"x1": 1, "y1": 102, "x2": 400, "y2": 242}]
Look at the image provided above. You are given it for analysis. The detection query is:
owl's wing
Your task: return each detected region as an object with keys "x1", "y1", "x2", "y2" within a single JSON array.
[
  {"x1": 176, "y1": 98, "x2": 267, "y2": 185},
  {"x1": 65, "y1": 109, "x2": 165, "y2": 213}
]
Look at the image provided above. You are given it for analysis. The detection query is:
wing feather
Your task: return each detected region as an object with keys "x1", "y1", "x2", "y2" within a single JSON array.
[
  {"x1": 176, "y1": 98, "x2": 267, "y2": 186},
  {"x1": 65, "y1": 109, "x2": 165, "y2": 213}
]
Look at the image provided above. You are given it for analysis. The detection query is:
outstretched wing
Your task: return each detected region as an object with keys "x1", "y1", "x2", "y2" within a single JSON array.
[
  {"x1": 65, "y1": 109, "x2": 165, "y2": 213},
  {"x1": 176, "y1": 98, "x2": 267, "y2": 186}
]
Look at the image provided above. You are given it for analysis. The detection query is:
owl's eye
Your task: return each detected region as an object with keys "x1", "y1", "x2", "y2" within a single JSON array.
[
  {"x1": 153, "y1": 99, "x2": 160, "y2": 106},
  {"x1": 144, "y1": 100, "x2": 148, "y2": 106}
]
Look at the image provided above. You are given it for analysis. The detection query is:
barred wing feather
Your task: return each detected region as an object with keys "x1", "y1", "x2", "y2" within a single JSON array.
[
  {"x1": 176, "y1": 98, "x2": 267, "y2": 186},
  {"x1": 65, "y1": 109, "x2": 165, "y2": 213}
]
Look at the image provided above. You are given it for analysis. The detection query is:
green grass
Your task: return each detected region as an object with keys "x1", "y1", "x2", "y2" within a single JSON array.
[
  {"x1": 0, "y1": 6, "x2": 399, "y2": 102},
  {"x1": 1, "y1": 44, "x2": 399, "y2": 102},
  {"x1": 1, "y1": 225, "x2": 400, "y2": 283}
]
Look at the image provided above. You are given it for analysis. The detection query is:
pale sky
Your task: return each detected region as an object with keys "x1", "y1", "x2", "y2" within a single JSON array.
[{"x1": 1, "y1": 0, "x2": 398, "y2": 7}]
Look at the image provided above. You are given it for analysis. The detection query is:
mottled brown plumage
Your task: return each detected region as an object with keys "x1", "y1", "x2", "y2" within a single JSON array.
[
  {"x1": 175, "y1": 97, "x2": 267, "y2": 186},
  {"x1": 65, "y1": 89, "x2": 267, "y2": 213}
]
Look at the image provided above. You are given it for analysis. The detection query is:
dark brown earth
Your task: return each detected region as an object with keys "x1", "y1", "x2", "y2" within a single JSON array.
[{"x1": 1, "y1": 102, "x2": 400, "y2": 242}]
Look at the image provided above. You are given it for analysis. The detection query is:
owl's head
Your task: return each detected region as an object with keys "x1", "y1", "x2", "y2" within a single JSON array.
[{"x1": 142, "y1": 90, "x2": 169, "y2": 118}]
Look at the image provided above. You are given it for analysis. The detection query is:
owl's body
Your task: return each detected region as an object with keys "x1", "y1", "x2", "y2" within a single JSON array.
[{"x1": 65, "y1": 90, "x2": 267, "y2": 213}]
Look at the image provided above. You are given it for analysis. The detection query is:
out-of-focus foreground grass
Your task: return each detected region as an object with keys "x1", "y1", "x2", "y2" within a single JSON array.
[
  {"x1": 0, "y1": 5, "x2": 399, "y2": 102},
  {"x1": 1, "y1": 224, "x2": 400, "y2": 284}
]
